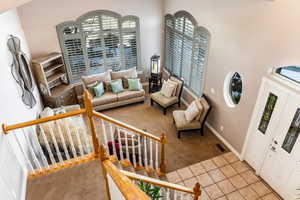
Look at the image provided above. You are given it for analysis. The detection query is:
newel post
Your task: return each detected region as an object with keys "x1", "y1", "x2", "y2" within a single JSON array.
[
  {"x1": 84, "y1": 90, "x2": 100, "y2": 157},
  {"x1": 159, "y1": 132, "x2": 167, "y2": 175},
  {"x1": 193, "y1": 183, "x2": 201, "y2": 200}
]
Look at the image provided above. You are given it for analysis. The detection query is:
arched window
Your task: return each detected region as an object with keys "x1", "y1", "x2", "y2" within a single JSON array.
[
  {"x1": 164, "y1": 11, "x2": 210, "y2": 97},
  {"x1": 57, "y1": 10, "x2": 141, "y2": 83}
]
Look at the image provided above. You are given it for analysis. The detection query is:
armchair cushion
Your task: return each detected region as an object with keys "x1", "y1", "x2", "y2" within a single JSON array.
[
  {"x1": 161, "y1": 80, "x2": 177, "y2": 98},
  {"x1": 170, "y1": 76, "x2": 183, "y2": 97},
  {"x1": 184, "y1": 101, "x2": 200, "y2": 122},
  {"x1": 150, "y1": 92, "x2": 178, "y2": 108},
  {"x1": 173, "y1": 110, "x2": 201, "y2": 131},
  {"x1": 199, "y1": 97, "x2": 210, "y2": 124}
]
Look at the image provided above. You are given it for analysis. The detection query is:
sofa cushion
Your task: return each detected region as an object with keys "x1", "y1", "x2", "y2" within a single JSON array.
[
  {"x1": 128, "y1": 78, "x2": 142, "y2": 91},
  {"x1": 86, "y1": 81, "x2": 98, "y2": 96},
  {"x1": 173, "y1": 110, "x2": 201, "y2": 131},
  {"x1": 82, "y1": 70, "x2": 112, "y2": 87},
  {"x1": 94, "y1": 82, "x2": 105, "y2": 97},
  {"x1": 117, "y1": 89, "x2": 145, "y2": 101},
  {"x1": 92, "y1": 92, "x2": 118, "y2": 106},
  {"x1": 111, "y1": 67, "x2": 138, "y2": 80},
  {"x1": 110, "y1": 79, "x2": 124, "y2": 94},
  {"x1": 150, "y1": 92, "x2": 178, "y2": 108}
]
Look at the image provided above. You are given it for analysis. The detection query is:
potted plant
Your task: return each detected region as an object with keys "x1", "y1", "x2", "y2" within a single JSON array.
[{"x1": 137, "y1": 181, "x2": 162, "y2": 200}]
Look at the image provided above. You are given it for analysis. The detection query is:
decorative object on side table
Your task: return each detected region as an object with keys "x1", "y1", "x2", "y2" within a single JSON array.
[
  {"x1": 148, "y1": 55, "x2": 162, "y2": 93},
  {"x1": 7, "y1": 35, "x2": 37, "y2": 108}
]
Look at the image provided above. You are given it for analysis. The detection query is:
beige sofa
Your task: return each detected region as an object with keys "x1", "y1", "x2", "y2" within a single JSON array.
[{"x1": 81, "y1": 68, "x2": 145, "y2": 111}]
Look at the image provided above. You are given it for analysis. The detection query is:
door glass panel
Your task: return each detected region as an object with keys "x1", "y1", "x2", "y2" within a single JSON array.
[
  {"x1": 258, "y1": 93, "x2": 278, "y2": 134},
  {"x1": 282, "y1": 108, "x2": 300, "y2": 153}
]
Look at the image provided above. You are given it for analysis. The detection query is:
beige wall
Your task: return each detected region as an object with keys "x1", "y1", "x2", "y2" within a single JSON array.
[
  {"x1": 17, "y1": 0, "x2": 163, "y2": 73},
  {"x1": 163, "y1": 0, "x2": 300, "y2": 153},
  {"x1": 0, "y1": 8, "x2": 42, "y2": 200}
]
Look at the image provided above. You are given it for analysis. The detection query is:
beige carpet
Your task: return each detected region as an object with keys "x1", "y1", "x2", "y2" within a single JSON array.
[
  {"x1": 26, "y1": 94, "x2": 227, "y2": 199},
  {"x1": 102, "y1": 95, "x2": 228, "y2": 172},
  {"x1": 26, "y1": 160, "x2": 106, "y2": 200}
]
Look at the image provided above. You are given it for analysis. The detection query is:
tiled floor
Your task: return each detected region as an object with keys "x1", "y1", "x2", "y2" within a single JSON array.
[{"x1": 166, "y1": 152, "x2": 282, "y2": 200}]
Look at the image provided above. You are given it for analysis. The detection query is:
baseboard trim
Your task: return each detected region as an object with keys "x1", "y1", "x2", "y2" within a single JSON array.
[{"x1": 205, "y1": 122, "x2": 242, "y2": 160}]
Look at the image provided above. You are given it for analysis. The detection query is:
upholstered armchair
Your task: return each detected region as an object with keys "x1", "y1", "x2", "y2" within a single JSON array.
[
  {"x1": 150, "y1": 76, "x2": 184, "y2": 115},
  {"x1": 173, "y1": 95, "x2": 211, "y2": 139}
]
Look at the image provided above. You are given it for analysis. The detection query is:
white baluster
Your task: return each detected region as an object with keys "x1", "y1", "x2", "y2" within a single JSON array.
[
  {"x1": 144, "y1": 136, "x2": 148, "y2": 169},
  {"x1": 64, "y1": 119, "x2": 78, "y2": 159},
  {"x1": 73, "y1": 124, "x2": 84, "y2": 158},
  {"x1": 117, "y1": 127, "x2": 124, "y2": 161},
  {"x1": 180, "y1": 192, "x2": 184, "y2": 200},
  {"x1": 79, "y1": 119, "x2": 92, "y2": 153},
  {"x1": 22, "y1": 129, "x2": 42, "y2": 172},
  {"x1": 131, "y1": 135, "x2": 136, "y2": 168},
  {"x1": 29, "y1": 126, "x2": 49, "y2": 169},
  {"x1": 39, "y1": 125, "x2": 57, "y2": 167},
  {"x1": 101, "y1": 119, "x2": 108, "y2": 150},
  {"x1": 155, "y1": 141, "x2": 159, "y2": 170},
  {"x1": 166, "y1": 188, "x2": 170, "y2": 200},
  {"x1": 109, "y1": 123, "x2": 116, "y2": 157},
  {"x1": 48, "y1": 123, "x2": 64, "y2": 165},
  {"x1": 13, "y1": 131, "x2": 34, "y2": 173},
  {"x1": 174, "y1": 191, "x2": 178, "y2": 200},
  {"x1": 137, "y1": 135, "x2": 142, "y2": 167},
  {"x1": 125, "y1": 130, "x2": 130, "y2": 160},
  {"x1": 56, "y1": 121, "x2": 71, "y2": 161},
  {"x1": 150, "y1": 139, "x2": 153, "y2": 169}
]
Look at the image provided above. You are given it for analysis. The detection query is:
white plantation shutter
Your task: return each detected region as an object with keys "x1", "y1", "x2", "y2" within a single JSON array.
[
  {"x1": 164, "y1": 11, "x2": 210, "y2": 97},
  {"x1": 190, "y1": 27, "x2": 210, "y2": 96},
  {"x1": 121, "y1": 16, "x2": 140, "y2": 70},
  {"x1": 57, "y1": 10, "x2": 141, "y2": 83},
  {"x1": 57, "y1": 22, "x2": 86, "y2": 83},
  {"x1": 164, "y1": 15, "x2": 174, "y2": 72}
]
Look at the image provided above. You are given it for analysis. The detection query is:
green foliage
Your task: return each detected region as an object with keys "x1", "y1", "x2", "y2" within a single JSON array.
[{"x1": 137, "y1": 181, "x2": 163, "y2": 200}]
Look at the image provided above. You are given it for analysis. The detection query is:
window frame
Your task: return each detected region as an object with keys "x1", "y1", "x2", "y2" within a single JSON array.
[
  {"x1": 164, "y1": 11, "x2": 210, "y2": 97},
  {"x1": 57, "y1": 10, "x2": 141, "y2": 83}
]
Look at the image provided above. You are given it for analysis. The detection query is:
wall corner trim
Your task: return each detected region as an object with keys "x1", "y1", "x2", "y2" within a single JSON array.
[{"x1": 205, "y1": 122, "x2": 242, "y2": 160}]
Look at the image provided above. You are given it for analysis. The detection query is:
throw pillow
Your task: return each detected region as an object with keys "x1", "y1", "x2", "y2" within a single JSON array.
[
  {"x1": 160, "y1": 80, "x2": 176, "y2": 98},
  {"x1": 93, "y1": 82, "x2": 105, "y2": 97},
  {"x1": 86, "y1": 81, "x2": 98, "y2": 96},
  {"x1": 195, "y1": 100, "x2": 204, "y2": 121},
  {"x1": 184, "y1": 101, "x2": 200, "y2": 123},
  {"x1": 167, "y1": 79, "x2": 178, "y2": 96},
  {"x1": 128, "y1": 78, "x2": 142, "y2": 91},
  {"x1": 110, "y1": 79, "x2": 124, "y2": 94}
]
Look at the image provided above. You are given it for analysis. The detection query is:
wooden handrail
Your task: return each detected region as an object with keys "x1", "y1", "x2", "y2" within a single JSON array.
[
  {"x1": 93, "y1": 110, "x2": 161, "y2": 142},
  {"x1": 121, "y1": 170, "x2": 194, "y2": 194},
  {"x1": 2, "y1": 109, "x2": 86, "y2": 134},
  {"x1": 102, "y1": 159, "x2": 150, "y2": 200}
]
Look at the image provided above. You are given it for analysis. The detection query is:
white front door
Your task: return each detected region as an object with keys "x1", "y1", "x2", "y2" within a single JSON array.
[
  {"x1": 260, "y1": 96, "x2": 300, "y2": 199},
  {"x1": 244, "y1": 78, "x2": 288, "y2": 172}
]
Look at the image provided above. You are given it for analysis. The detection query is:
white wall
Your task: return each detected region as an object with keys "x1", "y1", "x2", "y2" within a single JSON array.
[
  {"x1": 17, "y1": 0, "x2": 163, "y2": 74},
  {"x1": 0, "y1": 8, "x2": 43, "y2": 200},
  {"x1": 163, "y1": 0, "x2": 300, "y2": 153}
]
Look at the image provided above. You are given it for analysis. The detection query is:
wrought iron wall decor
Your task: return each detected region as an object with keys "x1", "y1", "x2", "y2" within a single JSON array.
[{"x1": 7, "y1": 35, "x2": 36, "y2": 108}]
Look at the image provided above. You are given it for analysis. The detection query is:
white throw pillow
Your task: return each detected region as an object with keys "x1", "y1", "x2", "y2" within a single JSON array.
[
  {"x1": 160, "y1": 80, "x2": 176, "y2": 98},
  {"x1": 167, "y1": 79, "x2": 178, "y2": 96},
  {"x1": 184, "y1": 101, "x2": 200, "y2": 123}
]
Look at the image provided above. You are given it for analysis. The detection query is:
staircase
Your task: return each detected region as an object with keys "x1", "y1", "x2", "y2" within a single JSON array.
[{"x1": 1, "y1": 91, "x2": 201, "y2": 200}]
